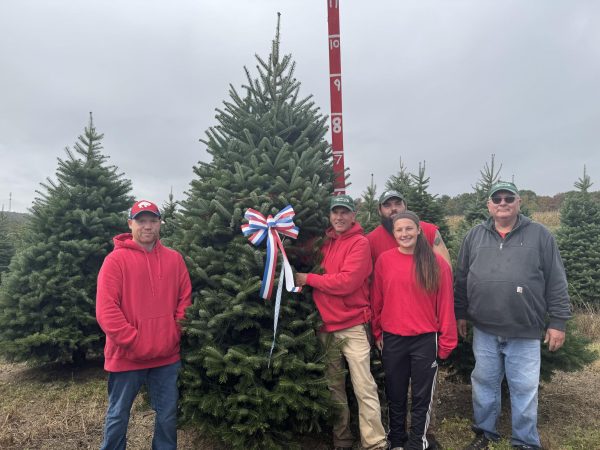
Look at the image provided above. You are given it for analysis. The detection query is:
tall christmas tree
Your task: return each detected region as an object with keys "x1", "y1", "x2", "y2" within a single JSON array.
[
  {"x1": 0, "y1": 115, "x2": 133, "y2": 364},
  {"x1": 556, "y1": 167, "x2": 600, "y2": 308},
  {"x1": 174, "y1": 19, "x2": 335, "y2": 449}
]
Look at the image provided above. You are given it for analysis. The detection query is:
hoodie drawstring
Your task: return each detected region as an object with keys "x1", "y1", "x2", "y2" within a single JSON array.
[
  {"x1": 143, "y1": 245, "x2": 161, "y2": 297},
  {"x1": 144, "y1": 252, "x2": 155, "y2": 297}
]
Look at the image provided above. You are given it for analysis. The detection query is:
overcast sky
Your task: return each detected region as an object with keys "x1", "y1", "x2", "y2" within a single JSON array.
[{"x1": 1, "y1": 1, "x2": 599, "y2": 212}]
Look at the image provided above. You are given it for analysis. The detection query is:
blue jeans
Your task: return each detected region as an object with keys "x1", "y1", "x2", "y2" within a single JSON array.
[
  {"x1": 100, "y1": 361, "x2": 181, "y2": 450},
  {"x1": 471, "y1": 327, "x2": 541, "y2": 448}
]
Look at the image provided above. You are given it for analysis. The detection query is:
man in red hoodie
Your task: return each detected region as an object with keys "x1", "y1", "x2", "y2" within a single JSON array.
[
  {"x1": 295, "y1": 195, "x2": 387, "y2": 450},
  {"x1": 96, "y1": 200, "x2": 192, "y2": 450}
]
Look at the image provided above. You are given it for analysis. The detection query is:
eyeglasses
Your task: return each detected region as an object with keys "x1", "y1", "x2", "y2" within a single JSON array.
[{"x1": 490, "y1": 195, "x2": 517, "y2": 205}]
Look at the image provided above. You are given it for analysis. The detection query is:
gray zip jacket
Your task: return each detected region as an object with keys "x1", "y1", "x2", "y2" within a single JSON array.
[{"x1": 454, "y1": 214, "x2": 571, "y2": 339}]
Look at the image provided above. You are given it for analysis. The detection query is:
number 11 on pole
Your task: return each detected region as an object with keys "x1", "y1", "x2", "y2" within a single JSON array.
[{"x1": 327, "y1": 0, "x2": 346, "y2": 194}]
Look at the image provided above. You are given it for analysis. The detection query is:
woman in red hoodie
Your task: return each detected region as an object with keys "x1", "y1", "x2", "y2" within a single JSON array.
[{"x1": 371, "y1": 211, "x2": 457, "y2": 450}]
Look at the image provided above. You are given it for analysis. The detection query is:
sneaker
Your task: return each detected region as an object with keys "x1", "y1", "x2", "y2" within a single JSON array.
[
  {"x1": 426, "y1": 433, "x2": 441, "y2": 449},
  {"x1": 463, "y1": 434, "x2": 491, "y2": 450}
]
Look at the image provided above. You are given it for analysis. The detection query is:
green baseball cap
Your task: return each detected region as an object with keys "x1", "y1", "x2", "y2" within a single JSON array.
[
  {"x1": 489, "y1": 181, "x2": 519, "y2": 197},
  {"x1": 379, "y1": 190, "x2": 405, "y2": 205},
  {"x1": 329, "y1": 195, "x2": 356, "y2": 212}
]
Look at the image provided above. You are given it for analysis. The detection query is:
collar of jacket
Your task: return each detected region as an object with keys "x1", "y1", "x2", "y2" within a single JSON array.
[{"x1": 483, "y1": 213, "x2": 531, "y2": 234}]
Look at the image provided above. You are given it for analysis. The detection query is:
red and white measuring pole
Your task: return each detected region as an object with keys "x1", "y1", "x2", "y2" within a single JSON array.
[{"x1": 327, "y1": 0, "x2": 346, "y2": 194}]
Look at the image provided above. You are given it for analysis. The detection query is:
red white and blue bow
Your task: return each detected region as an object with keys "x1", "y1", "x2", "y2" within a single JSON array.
[
  {"x1": 241, "y1": 205, "x2": 302, "y2": 300},
  {"x1": 241, "y1": 205, "x2": 302, "y2": 365}
]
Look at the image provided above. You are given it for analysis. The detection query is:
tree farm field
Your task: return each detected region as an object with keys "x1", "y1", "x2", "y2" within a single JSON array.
[
  {"x1": 1, "y1": 212, "x2": 598, "y2": 450},
  {"x1": 0, "y1": 314, "x2": 598, "y2": 450}
]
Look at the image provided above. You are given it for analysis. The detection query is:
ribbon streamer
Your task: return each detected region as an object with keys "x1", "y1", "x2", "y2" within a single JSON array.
[{"x1": 241, "y1": 205, "x2": 302, "y2": 364}]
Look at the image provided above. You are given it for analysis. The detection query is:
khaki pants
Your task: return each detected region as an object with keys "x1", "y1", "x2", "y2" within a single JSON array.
[{"x1": 320, "y1": 324, "x2": 387, "y2": 450}]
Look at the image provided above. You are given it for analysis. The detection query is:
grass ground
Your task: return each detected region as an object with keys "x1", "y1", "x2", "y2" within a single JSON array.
[
  {"x1": 435, "y1": 339, "x2": 600, "y2": 450},
  {"x1": 1, "y1": 313, "x2": 598, "y2": 449},
  {"x1": 0, "y1": 359, "x2": 220, "y2": 450}
]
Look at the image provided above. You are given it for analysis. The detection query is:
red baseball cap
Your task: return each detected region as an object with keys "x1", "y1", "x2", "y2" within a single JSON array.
[{"x1": 129, "y1": 200, "x2": 161, "y2": 219}]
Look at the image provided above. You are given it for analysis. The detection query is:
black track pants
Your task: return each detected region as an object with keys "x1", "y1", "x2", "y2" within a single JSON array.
[{"x1": 382, "y1": 331, "x2": 438, "y2": 450}]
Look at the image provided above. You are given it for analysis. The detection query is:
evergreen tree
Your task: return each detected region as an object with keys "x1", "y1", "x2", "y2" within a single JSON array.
[
  {"x1": 556, "y1": 167, "x2": 600, "y2": 308},
  {"x1": 385, "y1": 158, "x2": 415, "y2": 202},
  {"x1": 356, "y1": 174, "x2": 379, "y2": 233},
  {"x1": 0, "y1": 115, "x2": 133, "y2": 364},
  {"x1": 173, "y1": 20, "x2": 335, "y2": 449},
  {"x1": 408, "y1": 161, "x2": 450, "y2": 240},
  {"x1": 384, "y1": 160, "x2": 449, "y2": 238},
  {"x1": 461, "y1": 154, "x2": 502, "y2": 227},
  {"x1": 159, "y1": 188, "x2": 178, "y2": 243},
  {"x1": 0, "y1": 210, "x2": 15, "y2": 284}
]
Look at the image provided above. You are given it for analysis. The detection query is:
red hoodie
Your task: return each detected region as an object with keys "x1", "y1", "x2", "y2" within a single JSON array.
[
  {"x1": 371, "y1": 249, "x2": 457, "y2": 359},
  {"x1": 96, "y1": 233, "x2": 192, "y2": 372},
  {"x1": 306, "y1": 222, "x2": 372, "y2": 332}
]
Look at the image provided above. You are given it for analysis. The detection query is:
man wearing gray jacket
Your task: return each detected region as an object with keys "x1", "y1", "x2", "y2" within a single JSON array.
[{"x1": 455, "y1": 181, "x2": 571, "y2": 450}]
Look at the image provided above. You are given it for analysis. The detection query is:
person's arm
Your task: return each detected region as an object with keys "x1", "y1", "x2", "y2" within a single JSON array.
[
  {"x1": 454, "y1": 230, "x2": 472, "y2": 339},
  {"x1": 370, "y1": 259, "x2": 385, "y2": 349},
  {"x1": 304, "y1": 239, "x2": 372, "y2": 296},
  {"x1": 436, "y1": 261, "x2": 458, "y2": 359},
  {"x1": 433, "y1": 230, "x2": 452, "y2": 269},
  {"x1": 175, "y1": 255, "x2": 192, "y2": 323},
  {"x1": 96, "y1": 256, "x2": 137, "y2": 348},
  {"x1": 541, "y1": 232, "x2": 571, "y2": 351}
]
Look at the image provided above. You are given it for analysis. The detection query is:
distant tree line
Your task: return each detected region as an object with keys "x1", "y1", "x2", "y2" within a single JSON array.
[{"x1": 439, "y1": 188, "x2": 600, "y2": 216}]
